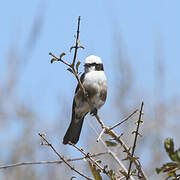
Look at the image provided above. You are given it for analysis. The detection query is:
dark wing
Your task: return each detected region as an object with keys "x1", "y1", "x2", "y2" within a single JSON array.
[
  {"x1": 72, "y1": 72, "x2": 85, "y2": 117},
  {"x1": 75, "y1": 73, "x2": 85, "y2": 93},
  {"x1": 63, "y1": 73, "x2": 86, "y2": 145},
  {"x1": 100, "y1": 87, "x2": 107, "y2": 102}
]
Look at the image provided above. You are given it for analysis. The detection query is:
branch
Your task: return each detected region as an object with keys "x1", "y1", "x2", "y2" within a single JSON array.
[
  {"x1": 38, "y1": 133, "x2": 93, "y2": 180},
  {"x1": 49, "y1": 16, "x2": 85, "y2": 94},
  {"x1": 87, "y1": 121, "x2": 136, "y2": 180},
  {"x1": 109, "y1": 109, "x2": 138, "y2": 130},
  {"x1": 72, "y1": 16, "x2": 81, "y2": 67},
  {"x1": 126, "y1": 102, "x2": 144, "y2": 180},
  {"x1": 69, "y1": 142, "x2": 113, "y2": 179},
  {"x1": 100, "y1": 118, "x2": 147, "y2": 180},
  {"x1": 49, "y1": 52, "x2": 71, "y2": 67},
  {"x1": 0, "y1": 152, "x2": 108, "y2": 170}
]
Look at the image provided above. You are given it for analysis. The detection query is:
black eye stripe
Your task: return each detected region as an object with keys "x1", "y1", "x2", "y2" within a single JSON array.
[
  {"x1": 85, "y1": 63, "x2": 100, "y2": 67},
  {"x1": 84, "y1": 63, "x2": 104, "y2": 71}
]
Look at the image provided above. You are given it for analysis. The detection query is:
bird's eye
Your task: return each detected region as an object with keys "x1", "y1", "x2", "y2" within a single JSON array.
[
  {"x1": 91, "y1": 63, "x2": 97, "y2": 66},
  {"x1": 84, "y1": 64, "x2": 90, "y2": 67}
]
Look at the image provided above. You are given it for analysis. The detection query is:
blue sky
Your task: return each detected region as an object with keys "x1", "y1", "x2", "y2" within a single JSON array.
[
  {"x1": 1, "y1": 0, "x2": 180, "y2": 106},
  {"x1": 0, "y1": 0, "x2": 180, "y2": 179},
  {"x1": 0, "y1": 0, "x2": 180, "y2": 134},
  {"x1": 0, "y1": 0, "x2": 180, "y2": 137},
  {"x1": 1, "y1": 0, "x2": 180, "y2": 178}
]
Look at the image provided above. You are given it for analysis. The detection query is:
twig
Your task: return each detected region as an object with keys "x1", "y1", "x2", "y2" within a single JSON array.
[
  {"x1": 126, "y1": 102, "x2": 144, "y2": 180},
  {"x1": 109, "y1": 109, "x2": 138, "y2": 130},
  {"x1": 69, "y1": 142, "x2": 113, "y2": 179},
  {"x1": 0, "y1": 152, "x2": 108, "y2": 170},
  {"x1": 49, "y1": 52, "x2": 71, "y2": 67},
  {"x1": 94, "y1": 114, "x2": 105, "y2": 128},
  {"x1": 38, "y1": 133, "x2": 93, "y2": 180},
  {"x1": 87, "y1": 121, "x2": 135, "y2": 180},
  {"x1": 49, "y1": 17, "x2": 85, "y2": 94},
  {"x1": 109, "y1": 128, "x2": 147, "y2": 179},
  {"x1": 96, "y1": 128, "x2": 106, "y2": 142},
  {"x1": 72, "y1": 16, "x2": 81, "y2": 67},
  {"x1": 88, "y1": 108, "x2": 144, "y2": 179}
]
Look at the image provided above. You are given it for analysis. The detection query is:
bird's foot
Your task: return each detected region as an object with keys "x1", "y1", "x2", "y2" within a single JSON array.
[
  {"x1": 90, "y1": 108, "x2": 97, "y2": 116},
  {"x1": 84, "y1": 91, "x2": 89, "y2": 101}
]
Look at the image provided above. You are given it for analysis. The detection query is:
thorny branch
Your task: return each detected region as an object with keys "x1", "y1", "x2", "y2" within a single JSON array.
[
  {"x1": 0, "y1": 152, "x2": 108, "y2": 170},
  {"x1": 49, "y1": 16, "x2": 147, "y2": 179},
  {"x1": 109, "y1": 109, "x2": 138, "y2": 130},
  {"x1": 38, "y1": 133, "x2": 93, "y2": 180},
  {"x1": 69, "y1": 142, "x2": 113, "y2": 179},
  {"x1": 72, "y1": 16, "x2": 81, "y2": 67},
  {"x1": 49, "y1": 16, "x2": 85, "y2": 94},
  {"x1": 95, "y1": 114, "x2": 147, "y2": 179},
  {"x1": 126, "y1": 102, "x2": 144, "y2": 180},
  {"x1": 88, "y1": 121, "x2": 136, "y2": 180}
]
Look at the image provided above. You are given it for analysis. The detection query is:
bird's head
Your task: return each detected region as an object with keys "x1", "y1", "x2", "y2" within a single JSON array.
[{"x1": 84, "y1": 55, "x2": 104, "y2": 73}]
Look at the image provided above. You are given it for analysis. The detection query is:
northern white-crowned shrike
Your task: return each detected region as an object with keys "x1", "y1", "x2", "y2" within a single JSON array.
[{"x1": 63, "y1": 55, "x2": 107, "y2": 144}]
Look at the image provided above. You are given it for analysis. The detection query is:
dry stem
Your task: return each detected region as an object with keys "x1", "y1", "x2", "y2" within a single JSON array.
[
  {"x1": 109, "y1": 109, "x2": 138, "y2": 130},
  {"x1": 38, "y1": 133, "x2": 93, "y2": 180},
  {"x1": 69, "y1": 142, "x2": 113, "y2": 179},
  {"x1": 0, "y1": 152, "x2": 107, "y2": 170},
  {"x1": 126, "y1": 102, "x2": 144, "y2": 180}
]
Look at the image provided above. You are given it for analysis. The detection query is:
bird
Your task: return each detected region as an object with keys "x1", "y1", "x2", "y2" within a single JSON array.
[{"x1": 63, "y1": 55, "x2": 107, "y2": 145}]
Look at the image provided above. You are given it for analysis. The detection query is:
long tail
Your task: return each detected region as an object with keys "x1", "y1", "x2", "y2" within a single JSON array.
[{"x1": 63, "y1": 117, "x2": 84, "y2": 145}]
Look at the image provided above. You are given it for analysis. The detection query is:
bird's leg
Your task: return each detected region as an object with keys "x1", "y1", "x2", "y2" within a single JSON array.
[
  {"x1": 90, "y1": 108, "x2": 97, "y2": 116},
  {"x1": 84, "y1": 91, "x2": 89, "y2": 101}
]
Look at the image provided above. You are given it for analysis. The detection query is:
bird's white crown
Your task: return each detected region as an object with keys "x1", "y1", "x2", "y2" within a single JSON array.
[{"x1": 85, "y1": 55, "x2": 102, "y2": 64}]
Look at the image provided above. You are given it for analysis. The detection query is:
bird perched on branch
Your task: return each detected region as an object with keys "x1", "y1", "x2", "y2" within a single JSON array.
[{"x1": 63, "y1": 55, "x2": 107, "y2": 144}]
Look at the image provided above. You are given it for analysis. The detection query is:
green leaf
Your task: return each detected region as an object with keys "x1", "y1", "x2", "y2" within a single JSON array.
[
  {"x1": 50, "y1": 58, "x2": 56, "y2": 64},
  {"x1": 156, "y1": 167, "x2": 163, "y2": 174},
  {"x1": 76, "y1": 61, "x2": 81, "y2": 72},
  {"x1": 164, "y1": 138, "x2": 174, "y2": 155},
  {"x1": 131, "y1": 169, "x2": 137, "y2": 175},
  {"x1": 108, "y1": 169, "x2": 116, "y2": 180},
  {"x1": 105, "y1": 140, "x2": 118, "y2": 147},
  {"x1": 59, "y1": 52, "x2": 66, "y2": 59},
  {"x1": 96, "y1": 160, "x2": 102, "y2": 164},
  {"x1": 165, "y1": 138, "x2": 180, "y2": 162},
  {"x1": 156, "y1": 138, "x2": 180, "y2": 179},
  {"x1": 70, "y1": 46, "x2": 76, "y2": 52},
  {"x1": 79, "y1": 45, "x2": 85, "y2": 50},
  {"x1": 67, "y1": 68, "x2": 73, "y2": 74},
  {"x1": 173, "y1": 148, "x2": 180, "y2": 162},
  {"x1": 88, "y1": 161, "x2": 102, "y2": 180},
  {"x1": 70, "y1": 176, "x2": 76, "y2": 179},
  {"x1": 156, "y1": 162, "x2": 179, "y2": 175}
]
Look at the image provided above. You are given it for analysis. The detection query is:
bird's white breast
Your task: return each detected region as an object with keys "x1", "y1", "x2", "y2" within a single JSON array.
[
  {"x1": 84, "y1": 71, "x2": 107, "y2": 86},
  {"x1": 83, "y1": 71, "x2": 107, "y2": 109}
]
